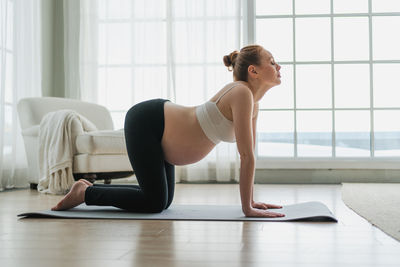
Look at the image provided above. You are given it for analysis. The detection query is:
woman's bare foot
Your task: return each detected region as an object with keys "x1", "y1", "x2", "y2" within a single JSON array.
[
  {"x1": 79, "y1": 178, "x2": 93, "y2": 186},
  {"x1": 51, "y1": 181, "x2": 89, "y2": 211}
]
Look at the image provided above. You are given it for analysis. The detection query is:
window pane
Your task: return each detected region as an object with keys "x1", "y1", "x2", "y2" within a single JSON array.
[
  {"x1": 6, "y1": 0, "x2": 12, "y2": 50},
  {"x1": 134, "y1": 22, "x2": 166, "y2": 64},
  {"x1": 99, "y1": 23, "x2": 131, "y2": 65},
  {"x1": 372, "y1": 0, "x2": 400, "y2": 12},
  {"x1": 296, "y1": 18, "x2": 331, "y2": 61},
  {"x1": 98, "y1": 24, "x2": 106, "y2": 64},
  {"x1": 206, "y1": 0, "x2": 239, "y2": 16},
  {"x1": 256, "y1": 18, "x2": 293, "y2": 62},
  {"x1": 172, "y1": 0, "x2": 204, "y2": 18},
  {"x1": 373, "y1": 64, "x2": 400, "y2": 108},
  {"x1": 98, "y1": 0, "x2": 106, "y2": 19},
  {"x1": 206, "y1": 20, "x2": 237, "y2": 63},
  {"x1": 0, "y1": 53, "x2": 2, "y2": 93},
  {"x1": 295, "y1": 0, "x2": 330, "y2": 14},
  {"x1": 175, "y1": 66, "x2": 204, "y2": 105},
  {"x1": 206, "y1": 66, "x2": 233, "y2": 100},
  {"x1": 98, "y1": 67, "x2": 132, "y2": 110},
  {"x1": 334, "y1": 0, "x2": 368, "y2": 13},
  {"x1": 260, "y1": 64, "x2": 293, "y2": 109},
  {"x1": 258, "y1": 111, "x2": 294, "y2": 157},
  {"x1": 334, "y1": 17, "x2": 369, "y2": 61},
  {"x1": 256, "y1": 0, "x2": 292, "y2": 15},
  {"x1": 133, "y1": 66, "x2": 168, "y2": 103},
  {"x1": 374, "y1": 110, "x2": 400, "y2": 157},
  {"x1": 100, "y1": 0, "x2": 131, "y2": 19},
  {"x1": 373, "y1": 17, "x2": 400, "y2": 60},
  {"x1": 174, "y1": 21, "x2": 205, "y2": 64},
  {"x1": 334, "y1": 64, "x2": 370, "y2": 108},
  {"x1": 5, "y1": 52, "x2": 12, "y2": 103},
  {"x1": 133, "y1": 0, "x2": 166, "y2": 19},
  {"x1": 335, "y1": 111, "x2": 370, "y2": 157},
  {"x1": 297, "y1": 111, "x2": 332, "y2": 157},
  {"x1": 296, "y1": 65, "x2": 331, "y2": 108},
  {"x1": 3, "y1": 104, "x2": 12, "y2": 156},
  {"x1": 110, "y1": 111, "x2": 125, "y2": 130}
]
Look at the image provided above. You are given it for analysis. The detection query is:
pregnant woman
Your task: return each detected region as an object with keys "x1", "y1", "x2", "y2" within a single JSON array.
[{"x1": 52, "y1": 44, "x2": 285, "y2": 218}]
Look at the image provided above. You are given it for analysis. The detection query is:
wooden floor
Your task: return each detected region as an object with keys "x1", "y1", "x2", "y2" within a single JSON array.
[{"x1": 1, "y1": 183, "x2": 400, "y2": 267}]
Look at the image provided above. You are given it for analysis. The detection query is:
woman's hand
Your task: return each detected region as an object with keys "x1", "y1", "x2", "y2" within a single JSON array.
[
  {"x1": 244, "y1": 207, "x2": 285, "y2": 218},
  {"x1": 252, "y1": 201, "x2": 282, "y2": 210}
]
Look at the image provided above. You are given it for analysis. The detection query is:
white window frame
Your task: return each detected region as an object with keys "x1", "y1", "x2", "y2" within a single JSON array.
[
  {"x1": 97, "y1": 0, "x2": 400, "y2": 170},
  {"x1": 98, "y1": 0, "x2": 242, "y2": 128},
  {"x1": 243, "y1": 0, "x2": 400, "y2": 169}
]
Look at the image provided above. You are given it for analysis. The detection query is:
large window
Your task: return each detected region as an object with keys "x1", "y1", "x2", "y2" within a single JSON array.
[
  {"x1": 96, "y1": 0, "x2": 400, "y2": 167},
  {"x1": 97, "y1": 0, "x2": 240, "y2": 129},
  {"x1": 255, "y1": 0, "x2": 400, "y2": 161}
]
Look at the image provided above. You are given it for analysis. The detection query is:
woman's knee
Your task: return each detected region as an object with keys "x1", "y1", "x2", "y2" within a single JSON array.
[
  {"x1": 165, "y1": 191, "x2": 174, "y2": 210},
  {"x1": 147, "y1": 202, "x2": 166, "y2": 213},
  {"x1": 145, "y1": 196, "x2": 168, "y2": 213}
]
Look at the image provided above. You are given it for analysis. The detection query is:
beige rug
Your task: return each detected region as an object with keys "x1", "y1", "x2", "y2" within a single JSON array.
[{"x1": 341, "y1": 183, "x2": 400, "y2": 241}]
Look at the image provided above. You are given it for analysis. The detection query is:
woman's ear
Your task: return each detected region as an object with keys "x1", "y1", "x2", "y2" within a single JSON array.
[
  {"x1": 248, "y1": 65, "x2": 257, "y2": 75},
  {"x1": 247, "y1": 65, "x2": 257, "y2": 78}
]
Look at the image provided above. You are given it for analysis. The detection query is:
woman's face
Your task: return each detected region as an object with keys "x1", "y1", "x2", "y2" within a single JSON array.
[{"x1": 256, "y1": 50, "x2": 281, "y2": 87}]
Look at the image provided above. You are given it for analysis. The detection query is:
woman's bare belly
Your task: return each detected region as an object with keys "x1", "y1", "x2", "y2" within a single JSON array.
[{"x1": 161, "y1": 101, "x2": 216, "y2": 166}]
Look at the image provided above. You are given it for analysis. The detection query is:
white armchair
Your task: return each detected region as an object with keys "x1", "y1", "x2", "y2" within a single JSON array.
[{"x1": 17, "y1": 97, "x2": 134, "y2": 189}]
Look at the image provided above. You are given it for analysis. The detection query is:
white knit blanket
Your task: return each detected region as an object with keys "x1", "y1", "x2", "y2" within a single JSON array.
[{"x1": 38, "y1": 110, "x2": 97, "y2": 195}]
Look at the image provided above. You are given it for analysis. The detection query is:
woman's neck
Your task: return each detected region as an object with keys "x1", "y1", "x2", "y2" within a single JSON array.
[{"x1": 234, "y1": 80, "x2": 273, "y2": 103}]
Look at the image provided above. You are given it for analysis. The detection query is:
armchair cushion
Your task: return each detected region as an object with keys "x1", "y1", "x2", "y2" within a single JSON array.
[
  {"x1": 75, "y1": 129, "x2": 127, "y2": 155},
  {"x1": 74, "y1": 154, "x2": 132, "y2": 173}
]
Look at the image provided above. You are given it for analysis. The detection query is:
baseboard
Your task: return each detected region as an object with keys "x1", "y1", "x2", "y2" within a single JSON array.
[{"x1": 255, "y1": 169, "x2": 400, "y2": 183}]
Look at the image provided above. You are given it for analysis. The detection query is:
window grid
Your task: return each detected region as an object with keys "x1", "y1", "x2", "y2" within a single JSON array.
[
  {"x1": 256, "y1": 12, "x2": 400, "y2": 19},
  {"x1": 255, "y1": 0, "x2": 400, "y2": 160},
  {"x1": 292, "y1": 0, "x2": 297, "y2": 157},
  {"x1": 330, "y1": 0, "x2": 336, "y2": 158},
  {"x1": 99, "y1": 0, "x2": 242, "y2": 123},
  {"x1": 96, "y1": 0, "x2": 400, "y2": 166},
  {"x1": 368, "y1": 0, "x2": 375, "y2": 157}
]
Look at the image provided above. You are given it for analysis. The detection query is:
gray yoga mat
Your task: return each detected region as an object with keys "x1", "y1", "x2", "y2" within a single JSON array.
[{"x1": 18, "y1": 201, "x2": 337, "y2": 222}]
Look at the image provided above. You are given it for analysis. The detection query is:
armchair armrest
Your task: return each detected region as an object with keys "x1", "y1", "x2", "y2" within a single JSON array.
[{"x1": 21, "y1": 125, "x2": 39, "y2": 137}]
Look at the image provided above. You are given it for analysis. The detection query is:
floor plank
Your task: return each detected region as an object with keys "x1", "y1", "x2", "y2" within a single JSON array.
[{"x1": 1, "y1": 183, "x2": 399, "y2": 267}]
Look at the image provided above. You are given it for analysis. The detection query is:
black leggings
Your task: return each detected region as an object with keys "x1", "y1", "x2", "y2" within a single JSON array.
[{"x1": 84, "y1": 98, "x2": 175, "y2": 213}]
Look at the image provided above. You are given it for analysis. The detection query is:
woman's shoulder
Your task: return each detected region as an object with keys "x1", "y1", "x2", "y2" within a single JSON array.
[
  {"x1": 227, "y1": 81, "x2": 251, "y2": 90},
  {"x1": 228, "y1": 82, "x2": 253, "y2": 101},
  {"x1": 218, "y1": 81, "x2": 251, "y2": 101}
]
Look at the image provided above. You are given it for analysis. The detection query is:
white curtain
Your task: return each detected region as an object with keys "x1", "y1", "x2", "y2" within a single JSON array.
[
  {"x1": 0, "y1": 0, "x2": 42, "y2": 191},
  {"x1": 64, "y1": 0, "x2": 242, "y2": 183}
]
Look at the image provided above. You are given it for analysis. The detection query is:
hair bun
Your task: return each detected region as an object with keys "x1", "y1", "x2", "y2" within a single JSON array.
[{"x1": 223, "y1": 50, "x2": 239, "y2": 71}]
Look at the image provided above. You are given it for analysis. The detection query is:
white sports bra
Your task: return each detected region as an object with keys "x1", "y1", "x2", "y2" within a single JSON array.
[{"x1": 195, "y1": 84, "x2": 240, "y2": 145}]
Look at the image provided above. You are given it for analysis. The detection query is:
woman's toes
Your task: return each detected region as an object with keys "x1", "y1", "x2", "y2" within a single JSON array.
[
  {"x1": 51, "y1": 201, "x2": 62, "y2": 211},
  {"x1": 51, "y1": 181, "x2": 88, "y2": 211},
  {"x1": 79, "y1": 179, "x2": 93, "y2": 186}
]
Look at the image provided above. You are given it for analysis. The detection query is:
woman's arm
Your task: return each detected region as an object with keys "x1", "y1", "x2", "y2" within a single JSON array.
[
  {"x1": 239, "y1": 156, "x2": 255, "y2": 213},
  {"x1": 250, "y1": 102, "x2": 259, "y2": 205},
  {"x1": 231, "y1": 87, "x2": 256, "y2": 213},
  {"x1": 232, "y1": 88, "x2": 284, "y2": 218}
]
